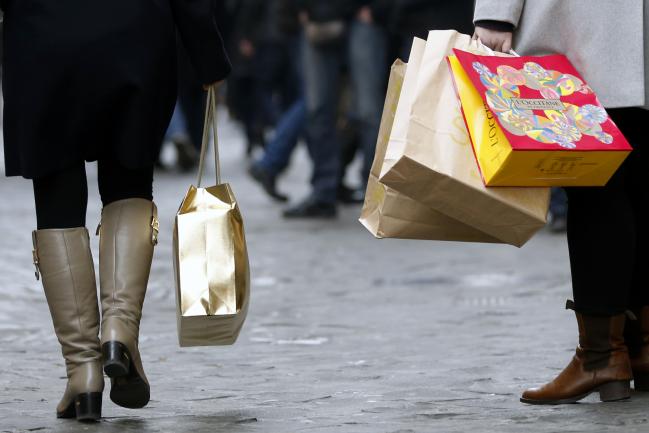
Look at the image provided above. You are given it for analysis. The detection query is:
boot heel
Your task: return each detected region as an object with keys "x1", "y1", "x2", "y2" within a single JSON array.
[
  {"x1": 599, "y1": 380, "x2": 631, "y2": 402},
  {"x1": 102, "y1": 341, "x2": 130, "y2": 378},
  {"x1": 633, "y1": 371, "x2": 649, "y2": 391},
  {"x1": 74, "y1": 392, "x2": 102, "y2": 421}
]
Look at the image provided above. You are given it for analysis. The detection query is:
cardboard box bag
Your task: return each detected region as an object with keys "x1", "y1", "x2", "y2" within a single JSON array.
[{"x1": 448, "y1": 49, "x2": 632, "y2": 187}]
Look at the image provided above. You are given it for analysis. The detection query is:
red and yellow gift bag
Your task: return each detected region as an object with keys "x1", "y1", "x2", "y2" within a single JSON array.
[{"x1": 448, "y1": 49, "x2": 632, "y2": 187}]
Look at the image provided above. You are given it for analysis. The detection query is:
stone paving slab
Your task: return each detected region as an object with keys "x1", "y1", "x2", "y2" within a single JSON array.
[{"x1": 1, "y1": 115, "x2": 647, "y2": 433}]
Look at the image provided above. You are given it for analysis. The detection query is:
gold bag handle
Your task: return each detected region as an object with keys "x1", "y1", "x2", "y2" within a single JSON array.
[{"x1": 196, "y1": 85, "x2": 221, "y2": 187}]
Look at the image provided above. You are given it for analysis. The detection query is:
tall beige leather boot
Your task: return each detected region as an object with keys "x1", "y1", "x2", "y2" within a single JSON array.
[
  {"x1": 33, "y1": 228, "x2": 104, "y2": 421},
  {"x1": 98, "y1": 198, "x2": 158, "y2": 409}
]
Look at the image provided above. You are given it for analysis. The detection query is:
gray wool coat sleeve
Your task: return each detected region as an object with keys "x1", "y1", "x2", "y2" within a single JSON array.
[
  {"x1": 474, "y1": 0, "x2": 524, "y2": 27},
  {"x1": 474, "y1": 0, "x2": 648, "y2": 109}
]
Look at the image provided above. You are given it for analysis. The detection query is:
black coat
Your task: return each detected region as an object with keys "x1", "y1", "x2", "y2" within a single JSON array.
[{"x1": 1, "y1": 0, "x2": 231, "y2": 179}]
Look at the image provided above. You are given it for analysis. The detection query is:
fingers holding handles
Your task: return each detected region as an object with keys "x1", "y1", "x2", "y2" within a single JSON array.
[{"x1": 473, "y1": 26, "x2": 514, "y2": 53}]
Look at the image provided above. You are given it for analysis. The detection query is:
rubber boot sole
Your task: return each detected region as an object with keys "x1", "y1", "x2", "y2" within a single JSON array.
[{"x1": 102, "y1": 341, "x2": 150, "y2": 409}]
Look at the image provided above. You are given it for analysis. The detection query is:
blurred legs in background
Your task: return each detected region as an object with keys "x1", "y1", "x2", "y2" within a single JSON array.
[
  {"x1": 284, "y1": 19, "x2": 388, "y2": 218},
  {"x1": 337, "y1": 115, "x2": 364, "y2": 204},
  {"x1": 348, "y1": 19, "x2": 388, "y2": 192},
  {"x1": 548, "y1": 188, "x2": 568, "y2": 232},
  {"x1": 249, "y1": 35, "x2": 305, "y2": 202},
  {"x1": 283, "y1": 36, "x2": 342, "y2": 218},
  {"x1": 250, "y1": 98, "x2": 306, "y2": 202}
]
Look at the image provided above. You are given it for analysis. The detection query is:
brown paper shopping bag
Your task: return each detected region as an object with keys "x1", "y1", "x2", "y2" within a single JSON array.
[
  {"x1": 173, "y1": 86, "x2": 250, "y2": 347},
  {"x1": 379, "y1": 31, "x2": 550, "y2": 247},
  {"x1": 360, "y1": 43, "x2": 500, "y2": 243}
]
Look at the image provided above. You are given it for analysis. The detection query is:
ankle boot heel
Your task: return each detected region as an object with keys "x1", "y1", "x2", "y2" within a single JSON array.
[
  {"x1": 74, "y1": 392, "x2": 102, "y2": 422},
  {"x1": 599, "y1": 380, "x2": 631, "y2": 402},
  {"x1": 102, "y1": 341, "x2": 130, "y2": 378},
  {"x1": 633, "y1": 372, "x2": 649, "y2": 391}
]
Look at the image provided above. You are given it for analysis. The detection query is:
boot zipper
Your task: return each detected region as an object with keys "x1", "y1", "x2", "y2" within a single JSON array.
[
  {"x1": 151, "y1": 203, "x2": 159, "y2": 246},
  {"x1": 96, "y1": 206, "x2": 104, "y2": 236},
  {"x1": 31, "y1": 231, "x2": 40, "y2": 280}
]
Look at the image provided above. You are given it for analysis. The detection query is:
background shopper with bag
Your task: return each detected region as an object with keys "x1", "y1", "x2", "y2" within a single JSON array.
[
  {"x1": 475, "y1": 0, "x2": 649, "y2": 405},
  {"x1": 1, "y1": 0, "x2": 230, "y2": 421}
]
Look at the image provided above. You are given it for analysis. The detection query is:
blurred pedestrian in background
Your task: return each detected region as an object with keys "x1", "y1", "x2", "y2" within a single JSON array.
[
  {"x1": 475, "y1": 0, "x2": 649, "y2": 405},
  {"x1": 225, "y1": 0, "x2": 265, "y2": 155},
  {"x1": 247, "y1": 0, "x2": 304, "y2": 202},
  {"x1": 1, "y1": 0, "x2": 230, "y2": 421},
  {"x1": 241, "y1": 1, "x2": 476, "y2": 215},
  {"x1": 548, "y1": 188, "x2": 568, "y2": 233},
  {"x1": 283, "y1": 0, "x2": 390, "y2": 218},
  {"x1": 248, "y1": 0, "x2": 376, "y2": 207},
  {"x1": 226, "y1": 0, "x2": 299, "y2": 156}
]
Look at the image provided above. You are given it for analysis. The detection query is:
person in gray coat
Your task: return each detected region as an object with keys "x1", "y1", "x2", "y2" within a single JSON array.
[{"x1": 475, "y1": 0, "x2": 649, "y2": 405}]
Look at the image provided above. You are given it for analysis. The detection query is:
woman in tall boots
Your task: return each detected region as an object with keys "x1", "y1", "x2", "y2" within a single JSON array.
[
  {"x1": 1, "y1": 1, "x2": 230, "y2": 421},
  {"x1": 474, "y1": 0, "x2": 649, "y2": 404}
]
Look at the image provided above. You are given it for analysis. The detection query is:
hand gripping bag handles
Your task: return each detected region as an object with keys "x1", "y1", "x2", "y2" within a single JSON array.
[{"x1": 173, "y1": 86, "x2": 250, "y2": 347}]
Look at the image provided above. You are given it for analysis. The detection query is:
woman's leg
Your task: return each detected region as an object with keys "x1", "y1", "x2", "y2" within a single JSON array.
[
  {"x1": 521, "y1": 109, "x2": 640, "y2": 405},
  {"x1": 96, "y1": 159, "x2": 157, "y2": 409},
  {"x1": 33, "y1": 162, "x2": 88, "y2": 229},
  {"x1": 607, "y1": 109, "x2": 649, "y2": 389},
  {"x1": 565, "y1": 160, "x2": 635, "y2": 316},
  {"x1": 622, "y1": 109, "x2": 649, "y2": 309},
  {"x1": 31, "y1": 163, "x2": 104, "y2": 420},
  {"x1": 97, "y1": 160, "x2": 153, "y2": 206}
]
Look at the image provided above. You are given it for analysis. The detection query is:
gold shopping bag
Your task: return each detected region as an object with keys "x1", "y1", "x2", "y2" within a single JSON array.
[{"x1": 173, "y1": 86, "x2": 250, "y2": 347}]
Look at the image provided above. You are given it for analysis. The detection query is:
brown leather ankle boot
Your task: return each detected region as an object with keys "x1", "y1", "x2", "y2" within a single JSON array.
[
  {"x1": 33, "y1": 228, "x2": 104, "y2": 421},
  {"x1": 521, "y1": 303, "x2": 632, "y2": 405},
  {"x1": 625, "y1": 306, "x2": 649, "y2": 391}
]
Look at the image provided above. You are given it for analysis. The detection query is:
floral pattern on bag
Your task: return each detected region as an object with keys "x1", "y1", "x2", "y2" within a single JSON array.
[{"x1": 472, "y1": 61, "x2": 611, "y2": 149}]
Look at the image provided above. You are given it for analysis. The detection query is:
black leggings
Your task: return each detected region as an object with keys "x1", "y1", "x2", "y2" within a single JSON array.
[
  {"x1": 568, "y1": 108, "x2": 649, "y2": 315},
  {"x1": 33, "y1": 160, "x2": 154, "y2": 229}
]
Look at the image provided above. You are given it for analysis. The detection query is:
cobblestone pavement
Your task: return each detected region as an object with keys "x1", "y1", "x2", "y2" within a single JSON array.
[{"x1": 1, "y1": 115, "x2": 648, "y2": 433}]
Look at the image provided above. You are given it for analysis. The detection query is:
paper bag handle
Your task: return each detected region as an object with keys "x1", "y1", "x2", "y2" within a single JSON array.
[
  {"x1": 474, "y1": 37, "x2": 520, "y2": 57},
  {"x1": 196, "y1": 85, "x2": 221, "y2": 187}
]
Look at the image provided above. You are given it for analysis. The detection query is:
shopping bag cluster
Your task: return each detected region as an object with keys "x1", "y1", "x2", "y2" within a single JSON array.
[{"x1": 361, "y1": 30, "x2": 631, "y2": 247}]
